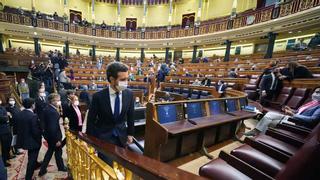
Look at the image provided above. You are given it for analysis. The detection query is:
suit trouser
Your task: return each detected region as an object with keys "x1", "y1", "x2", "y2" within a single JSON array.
[
  {"x1": 39, "y1": 144, "x2": 64, "y2": 172},
  {"x1": 256, "y1": 112, "x2": 289, "y2": 133},
  {"x1": 25, "y1": 148, "x2": 40, "y2": 180},
  {"x1": 0, "y1": 133, "x2": 12, "y2": 163}
]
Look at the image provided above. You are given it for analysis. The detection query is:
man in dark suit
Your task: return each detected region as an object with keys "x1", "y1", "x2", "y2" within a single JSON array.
[
  {"x1": 16, "y1": 98, "x2": 42, "y2": 180},
  {"x1": 35, "y1": 91, "x2": 47, "y2": 116},
  {"x1": 38, "y1": 93, "x2": 66, "y2": 176},
  {"x1": 0, "y1": 99, "x2": 12, "y2": 167},
  {"x1": 87, "y1": 62, "x2": 135, "y2": 163},
  {"x1": 201, "y1": 77, "x2": 211, "y2": 87},
  {"x1": 215, "y1": 80, "x2": 227, "y2": 97}
]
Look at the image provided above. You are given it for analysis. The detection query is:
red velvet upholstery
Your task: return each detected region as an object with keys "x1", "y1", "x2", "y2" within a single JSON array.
[
  {"x1": 285, "y1": 88, "x2": 308, "y2": 109},
  {"x1": 199, "y1": 158, "x2": 251, "y2": 180},
  {"x1": 275, "y1": 132, "x2": 320, "y2": 180},
  {"x1": 231, "y1": 144, "x2": 284, "y2": 177},
  {"x1": 254, "y1": 134, "x2": 299, "y2": 156}
]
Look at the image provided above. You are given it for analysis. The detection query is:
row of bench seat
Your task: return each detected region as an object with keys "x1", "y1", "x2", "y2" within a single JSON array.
[
  {"x1": 199, "y1": 121, "x2": 320, "y2": 179},
  {"x1": 163, "y1": 87, "x2": 213, "y2": 99}
]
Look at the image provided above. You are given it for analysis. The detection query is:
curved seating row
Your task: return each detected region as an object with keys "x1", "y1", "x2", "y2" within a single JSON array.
[{"x1": 199, "y1": 120, "x2": 320, "y2": 180}]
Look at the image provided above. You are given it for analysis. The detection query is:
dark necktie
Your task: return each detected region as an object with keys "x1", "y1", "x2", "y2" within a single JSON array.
[{"x1": 114, "y1": 92, "x2": 120, "y2": 121}]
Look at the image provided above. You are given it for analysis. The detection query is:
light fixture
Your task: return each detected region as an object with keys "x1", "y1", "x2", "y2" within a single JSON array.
[{"x1": 289, "y1": 31, "x2": 293, "y2": 34}]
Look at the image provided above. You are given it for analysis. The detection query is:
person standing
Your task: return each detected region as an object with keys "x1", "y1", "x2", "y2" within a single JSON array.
[
  {"x1": 18, "y1": 78, "x2": 30, "y2": 101},
  {"x1": 87, "y1": 62, "x2": 135, "y2": 163},
  {"x1": 5, "y1": 97, "x2": 22, "y2": 155},
  {"x1": 38, "y1": 93, "x2": 66, "y2": 176},
  {"x1": 65, "y1": 95, "x2": 83, "y2": 132},
  {"x1": 16, "y1": 98, "x2": 42, "y2": 180},
  {"x1": 0, "y1": 99, "x2": 12, "y2": 167}
]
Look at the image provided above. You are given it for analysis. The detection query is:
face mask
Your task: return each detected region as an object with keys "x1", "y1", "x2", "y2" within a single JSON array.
[
  {"x1": 312, "y1": 93, "x2": 320, "y2": 101},
  {"x1": 56, "y1": 101, "x2": 62, "y2": 107},
  {"x1": 117, "y1": 81, "x2": 128, "y2": 91},
  {"x1": 74, "y1": 100, "x2": 79, "y2": 106},
  {"x1": 9, "y1": 101, "x2": 15, "y2": 106},
  {"x1": 39, "y1": 93, "x2": 46, "y2": 97},
  {"x1": 135, "y1": 99, "x2": 140, "y2": 103}
]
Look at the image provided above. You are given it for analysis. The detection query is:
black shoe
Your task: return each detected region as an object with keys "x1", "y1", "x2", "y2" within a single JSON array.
[
  {"x1": 244, "y1": 129, "x2": 260, "y2": 137},
  {"x1": 38, "y1": 169, "x2": 47, "y2": 177},
  {"x1": 35, "y1": 161, "x2": 42, "y2": 169},
  {"x1": 58, "y1": 167, "x2": 67, "y2": 172},
  {"x1": 4, "y1": 162, "x2": 11, "y2": 167}
]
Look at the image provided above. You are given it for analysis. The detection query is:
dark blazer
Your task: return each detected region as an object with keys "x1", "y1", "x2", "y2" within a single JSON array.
[
  {"x1": 215, "y1": 84, "x2": 227, "y2": 97},
  {"x1": 6, "y1": 105, "x2": 20, "y2": 134},
  {"x1": 292, "y1": 105, "x2": 320, "y2": 128},
  {"x1": 40, "y1": 105, "x2": 62, "y2": 145},
  {"x1": 201, "y1": 78, "x2": 211, "y2": 87},
  {"x1": 35, "y1": 96, "x2": 47, "y2": 116},
  {"x1": 66, "y1": 104, "x2": 82, "y2": 132},
  {"x1": 87, "y1": 87, "x2": 135, "y2": 146},
  {"x1": 16, "y1": 109, "x2": 42, "y2": 150},
  {"x1": 0, "y1": 106, "x2": 10, "y2": 135}
]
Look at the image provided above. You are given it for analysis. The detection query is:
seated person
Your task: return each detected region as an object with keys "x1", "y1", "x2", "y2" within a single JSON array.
[
  {"x1": 279, "y1": 62, "x2": 313, "y2": 80},
  {"x1": 134, "y1": 97, "x2": 143, "y2": 108},
  {"x1": 192, "y1": 79, "x2": 201, "y2": 86},
  {"x1": 215, "y1": 80, "x2": 227, "y2": 97},
  {"x1": 201, "y1": 77, "x2": 211, "y2": 87},
  {"x1": 245, "y1": 87, "x2": 320, "y2": 136},
  {"x1": 101, "y1": 21, "x2": 107, "y2": 29},
  {"x1": 228, "y1": 68, "x2": 238, "y2": 78}
]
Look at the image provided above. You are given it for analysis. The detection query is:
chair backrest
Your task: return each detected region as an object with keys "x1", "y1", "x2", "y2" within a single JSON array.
[
  {"x1": 226, "y1": 99, "x2": 239, "y2": 112},
  {"x1": 157, "y1": 104, "x2": 178, "y2": 124},
  {"x1": 274, "y1": 87, "x2": 293, "y2": 105},
  {"x1": 286, "y1": 88, "x2": 308, "y2": 109},
  {"x1": 275, "y1": 130, "x2": 320, "y2": 180},
  {"x1": 239, "y1": 97, "x2": 247, "y2": 108},
  {"x1": 186, "y1": 102, "x2": 203, "y2": 119},
  {"x1": 209, "y1": 100, "x2": 225, "y2": 115}
]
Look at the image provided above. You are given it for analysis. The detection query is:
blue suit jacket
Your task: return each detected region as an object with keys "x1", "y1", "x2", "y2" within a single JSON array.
[{"x1": 292, "y1": 105, "x2": 320, "y2": 128}]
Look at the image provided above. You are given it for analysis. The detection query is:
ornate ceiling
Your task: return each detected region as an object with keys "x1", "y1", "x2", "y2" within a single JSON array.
[{"x1": 96, "y1": 0, "x2": 179, "y2": 5}]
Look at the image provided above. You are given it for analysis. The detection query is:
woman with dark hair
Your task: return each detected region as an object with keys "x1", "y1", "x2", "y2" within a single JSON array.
[
  {"x1": 5, "y1": 97, "x2": 22, "y2": 155},
  {"x1": 280, "y1": 61, "x2": 313, "y2": 80}
]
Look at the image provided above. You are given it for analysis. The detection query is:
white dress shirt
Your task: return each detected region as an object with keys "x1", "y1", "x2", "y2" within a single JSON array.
[{"x1": 109, "y1": 87, "x2": 123, "y2": 114}]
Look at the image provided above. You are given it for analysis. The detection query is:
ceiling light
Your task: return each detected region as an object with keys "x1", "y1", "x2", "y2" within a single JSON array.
[{"x1": 289, "y1": 31, "x2": 292, "y2": 34}]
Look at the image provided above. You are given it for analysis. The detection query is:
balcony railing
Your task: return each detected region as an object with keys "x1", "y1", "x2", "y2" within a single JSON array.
[{"x1": 0, "y1": 0, "x2": 319, "y2": 39}]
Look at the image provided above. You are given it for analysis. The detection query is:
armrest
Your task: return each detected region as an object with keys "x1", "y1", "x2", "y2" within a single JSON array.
[
  {"x1": 280, "y1": 122, "x2": 312, "y2": 132},
  {"x1": 276, "y1": 123, "x2": 311, "y2": 136},
  {"x1": 244, "y1": 137, "x2": 290, "y2": 163},
  {"x1": 287, "y1": 117, "x2": 314, "y2": 129},
  {"x1": 219, "y1": 151, "x2": 274, "y2": 180},
  {"x1": 265, "y1": 129, "x2": 305, "y2": 148}
]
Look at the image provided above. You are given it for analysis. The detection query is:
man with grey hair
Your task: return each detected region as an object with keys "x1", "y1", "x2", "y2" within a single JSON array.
[{"x1": 38, "y1": 93, "x2": 66, "y2": 176}]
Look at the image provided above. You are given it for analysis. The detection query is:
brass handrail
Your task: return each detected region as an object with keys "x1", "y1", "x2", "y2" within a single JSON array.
[{"x1": 65, "y1": 130, "x2": 206, "y2": 180}]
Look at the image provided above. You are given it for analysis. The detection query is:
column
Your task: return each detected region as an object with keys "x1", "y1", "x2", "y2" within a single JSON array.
[
  {"x1": 231, "y1": 0, "x2": 237, "y2": 17},
  {"x1": 140, "y1": 48, "x2": 145, "y2": 63},
  {"x1": 142, "y1": 0, "x2": 147, "y2": 29},
  {"x1": 192, "y1": 45, "x2": 198, "y2": 63},
  {"x1": 63, "y1": 0, "x2": 69, "y2": 31},
  {"x1": 224, "y1": 40, "x2": 232, "y2": 62},
  {"x1": 116, "y1": 48, "x2": 120, "y2": 62},
  {"x1": 64, "y1": 41, "x2": 69, "y2": 58},
  {"x1": 34, "y1": 38, "x2": 40, "y2": 56},
  {"x1": 264, "y1": 32, "x2": 277, "y2": 59},
  {"x1": 165, "y1": 47, "x2": 170, "y2": 64},
  {"x1": 91, "y1": 0, "x2": 95, "y2": 25},
  {"x1": 92, "y1": 45, "x2": 96, "y2": 60},
  {"x1": 0, "y1": 34, "x2": 4, "y2": 53},
  {"x1": 168, "y1": 0, "x2": 173, "y2": 29},
  {"x1": 195, "y1": 0, "x2": 203, "y2": 26}
]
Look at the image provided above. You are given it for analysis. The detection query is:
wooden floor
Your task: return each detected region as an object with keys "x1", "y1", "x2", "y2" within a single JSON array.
[{"x1": 170, "y1": 118, "x2": 258, "y2": 175}]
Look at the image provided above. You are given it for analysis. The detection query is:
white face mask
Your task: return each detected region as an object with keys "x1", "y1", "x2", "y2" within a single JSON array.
[
  {"x1": 9, "y1": 101, "x2": 15, "y2": 106},
  {"x1": 135, "y1": 99, "x2": 140, "y2": 103},
  {"x1": 39, "y1": 93, "x2": 46, "y2": 97},
  {"x1": 56, "y1": 101, "x2": 62, "y2": 107},
  {"x1": 312, "y1": 92, "x2": 320, "y2": 101},
  {"x1": 117, "y1": 81, "x2": 128, "y2": 91},
  {"x1": 74, "y1": 100, "x2": 79, "y2": 106}
]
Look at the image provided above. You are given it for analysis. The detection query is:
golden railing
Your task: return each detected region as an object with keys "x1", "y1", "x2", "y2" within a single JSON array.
[
  {"x1": 0, "y1": 0, "x2": 319, "y2": 40},
  {"x1": 65, "y1": 130, "x2": 205, "y2": 180}
]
